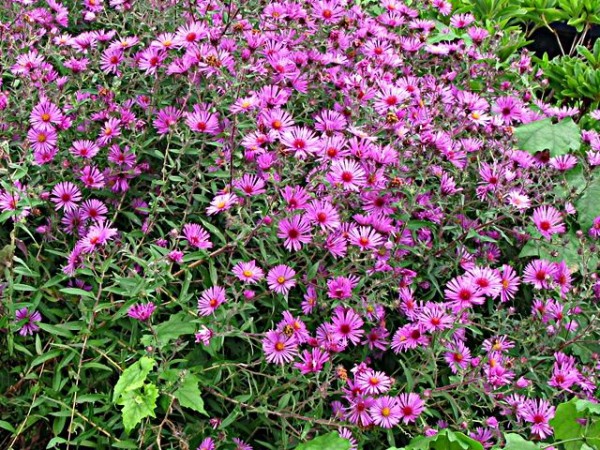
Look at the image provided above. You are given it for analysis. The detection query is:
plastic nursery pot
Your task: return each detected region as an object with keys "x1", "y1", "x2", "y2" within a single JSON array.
[{"x1": 526, "y1": 21, "x2": 600, "y2": 59}]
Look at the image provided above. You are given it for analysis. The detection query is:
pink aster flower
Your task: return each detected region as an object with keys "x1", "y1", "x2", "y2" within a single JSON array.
[
  {"x1": 348, "y1": 226, "x2": 385, "y2": 250},
  {"x1": 80, "y1": 199, "x2": 108, "y2": 222},
  {"x1": 79, "y1": 165, "x2": 105, "y2": 189},
  {"x1": 444, "y1": 341, "x2": 472, "y2": 373},
  {"x1": 331, "y1": 307, "x2": 364, "y2": 346},
  {"x1": 51, "y1": 182, "x2": 82, "y2": 212},
  {"x1": 15, "y1": 307, "x2": 42, "y2": 336},
  {"x1": 262, "y1": 330, "x2": 298, "y2": 365},
  {"x1": 70, "y1": 140, "x2": 100, "y2": 159},
  {"x1": 523, "y1": 259, "x2": 557, "y2": 290},
  {"x1": 30, "y1": 101, "x2": 63, "y2": 130},
  {"x1": 305, "y1": 199, "x2": 340, "y2": 231},
  {"x1": 356, "y1": 370, "x2": 392, "y2": 395},
  {"x1": 78, "y1": 221, "x2": 118, "y2": 253},
  {"x1": 499, "y1": 264, "x2": 520, "y2": 302},
  {"x1": 280, "y1": 126, "x2": 320, "y2": 159},
  {"x1": 153, "y1": 106, "x2": 182, "y2": 135},
  {"x1": 28, "y1": 127, "x2": 58, "y2": 155},
  {"x1": 346, "y1": 396, "x2": 375, "y2": 427},
  {"x1": 267, "y1": 265, "x2": 296, "y2": 295},
  {"x1": 206, "y1": 193, "x2": 237, "y2": 215},
  {"x1": 232, "y1": 260, "x2": 264, "y2": 283},
  {"x1": 233, "y1": 174, "x2": 266, "y2": 197},
  {"x1": 277, "y1": 215, "x2": 312, "y2": 251},
  {"x1": 445, "y1": 275, "x2": 485, "y2": 311},
  {"x1": 197, "y1": 286, "x2": 226, "y2": 316},
  {"x1": 294, "y1": 347, "x2": 329, "y2": 374},
  {"x1": 196, "y1": 437, "x2": 215, "y2": 450},
  {"x1": 369, "y1": 395, "x2": 402, "y2": 428},
  {"x1": 522, "y1": 399, "x2": 555, "y2": 439},
  {"x1": 185, "y1": 105, "x2": 220, "y2": 134},
  {"x1": 397, "y1": 393, "x2": 425, "y2": 424},
  {"x1": 532, "y1": 205, "x2": 565, "y2": 240},
  {"x1": 327, "y1": 275, "x2": 358, "y2": 300},
  {"x1": 182, "y1": 223, "x2": 213, "y2": 249},
  {"x1": 328, "y1": 159, "x2": 367, "y2": 191},
  {"x1": 128, "y1": 303, "x2": 156, "y2": 321},
  {"x1": 417, "y1": 304, "x2": 454, "y2": 333},
  {"x1": 195, "y1": 326, "x2": 214, "y2": 346}
]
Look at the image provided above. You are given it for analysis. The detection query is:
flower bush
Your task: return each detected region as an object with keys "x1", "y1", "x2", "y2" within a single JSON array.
[{"x1": 1, "y1": 0, "x2": 600, "y2": 449}]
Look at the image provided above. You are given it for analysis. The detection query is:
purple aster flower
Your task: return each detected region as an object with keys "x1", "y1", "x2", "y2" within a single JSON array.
[
  {"x1": 15, "y1": 307, "x2": 42, "y2": 335},
  {"x1": 128, "y1": 303, "x2": 156, "y2": 321}
]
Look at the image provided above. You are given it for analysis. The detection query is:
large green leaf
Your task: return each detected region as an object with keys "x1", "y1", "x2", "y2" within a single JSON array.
[
  {"x1": 514, "y1": 118, "x2": 581, "y2": 156},
  {"x1": 174, "y1": 373, "x2": 208, "y2": 416},
  {"x1": 113, "y1": 356, "x2": 155, "y2": 402},
  {"x1": 503, "y1": 433, "x2": 542, "y2": 449},
  {"x1": 576, "y1": 174, "x2": 600, "y2": 231},
  {"x1": 295, "y1": 432, "x2": 350, "y2": 450},
  {"x1": 389, "y1": 430, "x2": 484, "y2": 450},
  {"x1": 118, "y1": 383, "x2": 159, "y2": 433}
]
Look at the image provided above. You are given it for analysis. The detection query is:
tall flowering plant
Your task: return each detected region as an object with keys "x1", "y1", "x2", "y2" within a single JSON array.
[{"x1": 0, "y1": 0, "x2": 599, "y2": 448}]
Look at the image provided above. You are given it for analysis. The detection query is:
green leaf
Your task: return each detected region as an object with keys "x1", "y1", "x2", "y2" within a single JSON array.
[
  {"x1": 149, "y1": 313, "x2": 196, "y2": 348},
  {"x1": 514, "y1": 118, "x2": 581, "y2": 157},
  {"x1": 550, "y1": 398, "x2": 586, "y2": 450},
  {"x1": 0, "y1": 420, "x2": 16, "y2": 433},
  {"x1": 295, "y1": 432, "x2": 350, "y2": 450},
  {"x1": 113, "y1": 356, "x2": 155, "y2": 402},
  {"x1": 118, "y1": 383, "x2": 159, "y2": 434},
  {"x1": 174, "y1": 374, "x2": 208, "y2": 416},
  {"x1": 503, "y1": 433, "x2": 542, "y2": 449},
  {"x1": 400, "y1": 430, "x2": 484, "y2": 450},
  {"x1": 576, "y1": 174, "x2": 600, "y2": 231}
]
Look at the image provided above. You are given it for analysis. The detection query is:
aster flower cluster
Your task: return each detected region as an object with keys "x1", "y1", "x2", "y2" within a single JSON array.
[{"x1": 2, "y1": 0, "x2": 600, "y2": 448}]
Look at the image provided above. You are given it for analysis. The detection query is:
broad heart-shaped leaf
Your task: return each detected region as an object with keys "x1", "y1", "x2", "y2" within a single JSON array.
[
  {"x1": 514, "y1": 118, "x2": 581, "y2": 156},
  {"x1": 113, "y1": 356, "x2": 155, "y2": 402},
  {"x1": 575, "y1": 173, "x2": 600, "y2": 231},
  {"x1": 118, "y1": 383, "x2": 159, "y2": 434},
  {"x1": 503, "y1": 433, "x2": 542, "y2": 449},
  {"x1": 295, "y1": 431, "x2": 350, "y2": 450},
  {"x1": 550, "y1": 398, "x2": 587, "y2": 450},
  {"x1": 174, "y1": 373, "x2": 208, "y2": 416},
  {"x1": 395, "y1": 430, "x2": 484, "y2": 450}
]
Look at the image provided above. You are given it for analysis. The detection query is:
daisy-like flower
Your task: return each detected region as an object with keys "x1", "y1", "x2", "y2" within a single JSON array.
[
  {"x1": 153, "y1": 106, "x2": 181, "y2": 135},
  {"x1": 259, "y1": 108, "x2": 295, "y2": 133},
  {"x1": 281, "y1": 185, "x2": 311, "y2": 211},
  {"x1": 328, "y1": 159, "x2": 367, "y2": 191},
  {"x1": 305, "y1": 200, "x2": 340, "y2": 231},
  {"x1": 232, "y1": 260, "x2": 264, "y2": 283},
  {"x1": 15, "y1": 307, "x2": 42, "y2": 336},
  {"x1": 128, "y1": 303, "x2": 156, "y2": 321},
  {"x1": 465, "y1": 266, "x2": 503, "y2": 298},
  {"x1": 417, "y1": 304, "x2": 454, "y2": 332},
  {"x1": 532, "y1": 205, "x2": 565, "y2": 240},
  {"x1": 294, "y1": 347, "x2": 330, "y2": 374},
  {"x1": 523, "y1": 259, "x2": 557, "y2": 290},
  {"x1": 80, "y1": 165, "x2": 105, "y2": 189},
  {"x1": 369, "y1": 396, "x2": 401, "y2": 428},
  {"x1": 185, "y1": 106, "x2": 220, "y2": 134},
  {"x1": 267, "y1": 265, "x2": 296, "y2": 295},
  {"x1": 331, "y1": 307, "x2": 364, "y2": 346},
  {"x1": 70, "y1": 140, "x2": 100, "y2": 159},
  {"x1": 98, "y1": 118, "x2": 121, "y2": 145},
  {"x1": 499, "y1": 264, "x2": 520, "y2": 302},
  {"x1": 233, "y1": 174, "x2": 266, "y2": 197},
  {"x1": 445, "y1": 276, "x2": 485, "y2": 311},
  {"x1": 198, "y1": 286, "x2": 226, "y2": 316},
  {"x1": 30, "y1": 101, "x2": 63, "y2": 130},
  {"x1": 444, "y1": 341, "x2": 472, "y2": 373},
  {"x1": 100, "y1": 47, "x2": 123, "y2": 75},
  {"x1": 506, "y1": 190, "x2": 531, "y2": 210},
  {"x1": 195, "y1": 326, "x2": 214, "y2": 346},
  {"x1": 522, "y1": 399, "x2": 555, "y2": 439},
  {"x1": 348, "y1": 226, "x2": 384, "y2": 250},
  {"x1": 196, "y1": 437, "x2": 215, "y2": 450},
  {"x1": 356, "y1": 370, "x2": 392, "y2": 395},
  {"x1": 78, "y1": 221, "x2": 118, "y2": 253},
  {"x1": 232, "y1": 438, "x2": 253, "y2": 450},
  {"x1": 206, "y1": 193, "x2": 237, "y2": 215},
  {"x1": 280, "y1": 126, "x2": 320, "y2": 159},
  {"x1": 182, "y1": 223, "x2": 213, "y2": 249},
  {"x1": 327, "y1": 275, "x2": 358, "y2": 300},
  {"x1": 374, "y1": 84, "x2": 410, "y2": 114},
  {"x1": 262, "y1": 330, "x2": 298, "y2": 365},
  {"x1": 277, "y1": 215, "x2": 312, "y2": 251},
  {"x1": 79, "y1": 199, "x2": 108, "y2": 222},
  {"x1": 51, "y1": 182, "x2": 82, "y2": 212},
  {"x1": 397, "y1": 393, "x2": 425, "y2": 424},
  {"x1": 346, "y1": 396, "x2": 375, "y2": 427},
  {"x1": 28, "y1": 127, "x2": 57, "y2": 154}
]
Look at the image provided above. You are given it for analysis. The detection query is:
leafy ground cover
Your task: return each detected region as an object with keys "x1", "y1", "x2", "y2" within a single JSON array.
[{"x1": 1, "y1": 0, "x2": 600, "y2": 449}]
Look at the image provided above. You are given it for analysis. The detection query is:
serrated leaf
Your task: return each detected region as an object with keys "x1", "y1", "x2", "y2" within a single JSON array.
[
  {"x1": 113, "y1": 356, "x2": 155, "y2": 402},
  {"x1": 295, "y1": 431, "x2": 350, "y2": 450},
  {"x1": 119, "y1": 383, "x2": 158, "y2": 434},
  {"x1": 174, "y1": 374, "x2": 208, "y2": 416},
  {"x1": 514, "y1": 118, "x2": 581, "y2": 156}
]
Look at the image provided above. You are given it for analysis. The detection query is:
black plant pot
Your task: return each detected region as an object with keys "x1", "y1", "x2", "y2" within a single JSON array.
[{"x1": 526, "y1": 21, "x2": 600, "y2": 59}]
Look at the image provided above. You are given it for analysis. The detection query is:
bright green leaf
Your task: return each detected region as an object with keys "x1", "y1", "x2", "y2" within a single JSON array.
[
  {"x1": 576, "y1": 174, "x2": 600, "y2": 231},
  {"x1": 503, "y1": 433, "x2": 541, "y2": 449},
  {"x1": 119, "y1": 383, "x2": 159, "y2": 434},
  {"x1": 113, "y1": 356, "x2": 155, "y2": 402},
  {"x1": 514, "y1": 118, "x2": 581, "y2": 156},
  {"x1": 174, "y1": 374, "x2": 208, "y2": 416},
  {"x1": 295, "y1": 432, "x2": 351, "y2": 450}
]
